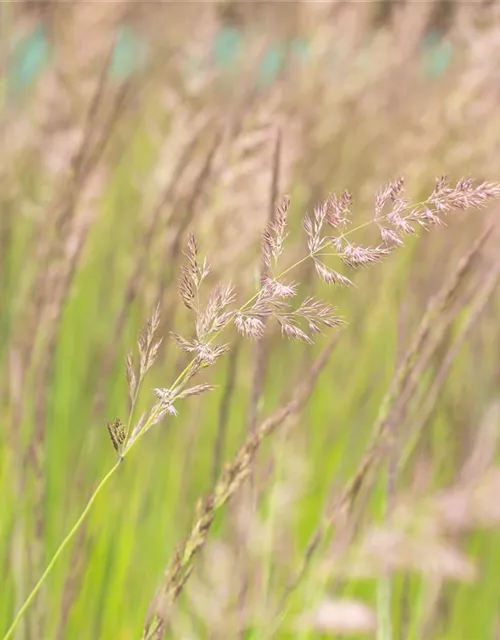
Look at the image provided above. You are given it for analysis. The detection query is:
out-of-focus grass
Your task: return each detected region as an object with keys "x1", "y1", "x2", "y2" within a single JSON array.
[{"x1": 2, "y1": 2, "x2": 500, "y2": 639}]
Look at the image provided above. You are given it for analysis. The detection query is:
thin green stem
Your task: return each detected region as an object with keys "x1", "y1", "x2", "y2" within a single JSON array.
[{"x1": 2, "y1": 461, "x2": 121, "y2": 640}]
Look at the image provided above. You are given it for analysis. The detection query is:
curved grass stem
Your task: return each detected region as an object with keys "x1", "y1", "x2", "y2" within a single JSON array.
[
  {"x1": 2, "y1": 247, "x2": 316, "y2": 640},
  {"x1": 2, "y1": 460, "x2": 121, "y2": 640}
]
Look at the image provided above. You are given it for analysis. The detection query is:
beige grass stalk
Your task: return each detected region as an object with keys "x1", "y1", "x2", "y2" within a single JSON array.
[
  {"x1": 247, "y1": 128, "x2": 282, "y2": 434},
  {"x1": 340, "y1": 221, "x2": 495, "y2": 516},
  {"x1": 4, "y1": 49, "x2": 129, "y2": 639},
  {"x1": 280, "y1": 222, "x2": 496, "y2": 624},
  {"x1": 400, "y1": 247, "x2": 500, "y2": 472},
  {"x1": 375, "y1": 223, "x2": 496, "y2": 640},
  {"x1": 93, "y1": 120, "x2": 208, "y2": 416},
  {"x1": 10, "y1": 50, "x2": 128, "y2": 386},
  {"x1": 27, "y1": 204, "x2": 96, "y2": 637},
  {"x1": 142, "y1": 334, "x2": 340, "y2": 640},
  {"x1": 154, "y1": 128, "x2": 224, "y2": 351},
  {"x1": 237, "y1": 127, "x2": 283, "y2": 627}
]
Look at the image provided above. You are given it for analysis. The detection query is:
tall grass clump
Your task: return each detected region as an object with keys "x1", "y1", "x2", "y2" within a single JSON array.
[
  {"x1": 4, "y1": 171, "x2": 500, "y2": 640},
  {"x1": 3, "y1": 2, "x2": 500, "y2": 639}
]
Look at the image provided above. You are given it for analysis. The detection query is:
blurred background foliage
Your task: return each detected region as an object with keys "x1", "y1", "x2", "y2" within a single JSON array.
[
  {"x1": 5, "y1": 0, "x2": 457, "y2": 95},
  {"x1": 1, "y1": 1, "x2": 500, "y2": 639}
]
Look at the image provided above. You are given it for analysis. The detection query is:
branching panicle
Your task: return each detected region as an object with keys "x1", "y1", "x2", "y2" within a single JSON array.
[
  {"x1": 341, "y1": 243, "x2": 392, "y2": 270},
  {"x1": 429, "y1": 178, "x2": 500, "y2": 212},
  {"x1": 262, "y1": 277, "x2": 297, "y2": 299},
  {"x1": 375, "y1": 177, "x2": 405, "y2": 219},
  {"x1": 379, "y1": 227, "x2": 404, "y2": 247},
  {"x1": 235, "y1": 314, "x2": 266, "y2": 339},
  {"x1": 184, "y1": 231, "x2": 210, "y2": 287},
  {"x1": 179, "y1": 232, "x2": 211, "y2": 312},
  {"x1": 314, "y1": 260, "x2": 354, "y2": 286},
  {"x1": 296, "y1": 298, "x2": 344, "y2": 330},
  {"x1": 304, "y1": 213, "x2": 325, "y2": 254},
  {"x1": 177, "y1": 384, "x2": 216, "y2": 400},
  {"x1": 325, "y1": 190, "x2": 352, "y2": 227},
  {"x1": 262, "y1": 194, "x2": 291, "y2": 269},
  {"x1": 179, "y1": 266, "x2": 197, "y2": 311},
  {"x1": 196, "y1": 283, "x2": 236, "y2": 340},
  {"x1": 170, "y1": 332, "x2": 197, "y2": 353},
  {"x1": 125, "y1": 352, "x2": 137, "y2": 403},
  {"x1": 278, "y1": 318, "x2": 314, "y2": 345},
  {"x1": 195, "y1": 341, "x2": 231, "y2": 365},
  {"x1": 135, "y1": 303, "x2": 163, "y2": 381}
]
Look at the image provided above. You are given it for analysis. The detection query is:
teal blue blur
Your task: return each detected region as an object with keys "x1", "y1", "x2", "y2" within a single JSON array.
[
  {"x1": 110, "y1": 25, "x2": 148, "y2": 81},
  {"x1": 257, "y1": 38, "x2": 309, "y2": 88},
  {"x1": 257, "y1": 42, "x2": 286, "y2": 88},
  {"x1": 5, "y1": 22, "x2": 453, "y2": 98},
  {"x1": 213, "y1": 26, "x2": 243, "y2": 69},
  {"x1": 290, "y1": 37, "x2": 309, "y2": 62},
  {"x1": 212, "y1": 29, "x2": 309, "y2": 88},
  {"x1": 6, "y1": 23, "x2": 148, "y2": 99},
  {"x1": 7, "y1": 24, "x2": 49, "y2": 96},
  {"x1": 211, "y1": 27, "x2": 453, "y2": 85},
  {"x1": 421, "y1": 29, "x2": 453, "y2": 79}
]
